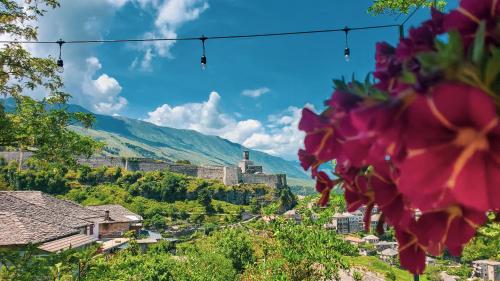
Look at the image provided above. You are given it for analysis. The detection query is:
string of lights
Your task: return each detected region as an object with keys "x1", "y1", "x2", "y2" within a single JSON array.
[{"x1": 0, "y1": 8, "x2": 419, "y2": 70}]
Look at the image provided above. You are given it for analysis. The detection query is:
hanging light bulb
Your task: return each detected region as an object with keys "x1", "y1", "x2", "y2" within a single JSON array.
[
  {"x1": 56, "y1": 39, "x2": 65, "y2": 73},
  {"x1": 201, "y1": 55, "x2": 207, "y2": 70},
  {"x1": 343, "y1": 27, "x2": 350, "y2": 62},
  {"x1": 344, "y1": 47, "x2": 350, "y2": 62},
  {"x1": 200, "y1": 36, "x2": 207, "y2": 70}
]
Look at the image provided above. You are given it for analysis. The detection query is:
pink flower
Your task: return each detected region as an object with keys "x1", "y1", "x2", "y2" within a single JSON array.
[
  {"x1": 395, "y1": 223, "x2": 427, "y2": 275},
  {"x1": 399, "y1": 83, "x2": 500, "y2": 212},
  {"x1": 444, "y1": 0, "x2": 500, "y2": 46},
  {"x1": 412, "y1": 205, "x2": 487, "y2": 256},
  {"x1": 370, "y1": 163, "x2": 414, "y2": 229},
  {"x1": 343, "y1": 175, "x2": 374, "y2": 212},
  {"x1": 298, "y1": 108, "x2": 339, "y2": 172},
  {"x1": 396, "y1": 9, "x2": 445, "y2": 60},
  {"x1": 348, "y1": 91, "x2": 417, "y2": 164},
  {"x1": 316, "y1": 171, "x2": 337, "y2": 206},
  {"x1": 374, "y1": 42, "x2": 403, "y2": 93}
]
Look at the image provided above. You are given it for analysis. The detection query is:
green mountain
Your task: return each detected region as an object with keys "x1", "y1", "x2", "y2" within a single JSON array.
[
  {"x1": 1, "y1": 99, "x2": 312, "y2": 186},
  {"x1": 63, "y1": 105, "x2": 312, "y2": 186}
]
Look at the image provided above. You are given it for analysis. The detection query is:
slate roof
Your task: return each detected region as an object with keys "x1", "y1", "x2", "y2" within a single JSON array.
[
  {"x1": 363, "y1": 235, "x2": 379, "y2": 240},
  {"x1": 0, "y1": 191, "x2": 104, "y2": 246},
  {"x1": 380, "y1": 248, "x2": 399, "y2": 256},
  {"x1": 7, "y1": 191, "x2": 102, "y2": 220},
  {"x1": 0, "y1": 212, "x2": 78, "y2": 246},
  {"x1": 86, "y1": 205, "x2": 142, "y2": 223},
  {"x1": 0, "y1": 192, "x2": 93, "y2": 229},
  {"x1": 38, "y1": 234, "x2": 97, "y2": 253}
]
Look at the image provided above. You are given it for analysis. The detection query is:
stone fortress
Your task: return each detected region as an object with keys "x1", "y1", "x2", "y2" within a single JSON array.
[{"x1": 0, "y1": 150, "x2": 287, "y2": 188}]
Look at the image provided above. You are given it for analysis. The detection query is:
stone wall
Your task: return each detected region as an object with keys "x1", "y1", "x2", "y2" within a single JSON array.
[
  {"x1": 223, "y1": 166, "x2": 240, "y2": 186},
  {"x1": 165, "y1": 164, "x2": 199, "y2": 177},
  {"x1": 98, "y1": 222, "x2": 132, "y2": 239},
  {"x1": 0, "y1": 152, "x2": 286, "y2": 188},
  {"x1": 196, "y1": 166, "x2": 225, "y2": 181},
  {"x1": 0, "y1": 151, "x2": 33, "y2": 163},
  {"x1": 241, "y1": 173, "x2": 287, "y2": 188}
]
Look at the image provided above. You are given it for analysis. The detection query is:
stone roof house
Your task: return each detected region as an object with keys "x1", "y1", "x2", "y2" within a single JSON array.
[
  {"x1": 283, "y1": 209, "x2": 301, "y2": 223},
  {"x1": 0, "y1": 191, "x2": 99, "y2": 252},
  {"x1": 374, "y1": 241, "x2": 398, "y2": 252},
  {"x1": 87, "y1": 205, "x2": 143, "y2": 239},
  {"x1": 0, "y1": 191, "x2": 142, "y2": 252},
  {"x1": 0, "y1": 211, "x2": 78, "y2": 246},
  {"x1": 362, "y1": 235, "x2": 380, "y2": 244},
  {"x1": 380, "y1": 248, "x2": 399, "y2": 263}
]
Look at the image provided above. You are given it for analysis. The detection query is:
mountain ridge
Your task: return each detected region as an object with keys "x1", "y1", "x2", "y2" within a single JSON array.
[{"x1": 2, "y1": 99, "x2": 312, "y2": 184}]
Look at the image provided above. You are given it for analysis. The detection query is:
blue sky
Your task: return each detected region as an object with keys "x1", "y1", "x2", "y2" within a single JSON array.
[{"x1": 30, "y1": 0, "x2": 458, "y2": 160}]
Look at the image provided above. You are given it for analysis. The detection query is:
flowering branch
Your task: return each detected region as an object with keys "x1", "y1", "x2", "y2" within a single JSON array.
[{"x1": 299, "y1": 0, "x2": 500, "y2": 274}]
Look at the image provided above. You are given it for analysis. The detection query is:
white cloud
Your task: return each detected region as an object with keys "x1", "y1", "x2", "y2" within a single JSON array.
[
  {"x1": 132, "y1": 0, "x2": 209, "y2": 70},
  {"x1": 242, "y1": 105, "x2": 310, "y2": 160},
  {"x1": 241, "y1": 87, "x2": 270, "y2": 98},
  {"x1": 6, "y1": 0, "x2": 133, "y2": 115},
  {"x1": 106, "y1": 0, "x2": 129, "y2": 8},
  {"x1": 146, "y1": 91, "x2": 313, "y2": 160},
  {"x1": 155, "y1": 0, "x2": 209, "y2": 27},
  {"x1": 146, "y1": 91, "x2": 260, "y2": 143},
  {"x1": 81, "y1": 57, "x2": 128, "y2": 114},
  {"x1": 11, "y1": 0, "x2": 207, "y2": 107}
]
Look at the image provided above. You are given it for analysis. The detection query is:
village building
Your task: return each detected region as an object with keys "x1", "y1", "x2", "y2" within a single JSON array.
[
  {"x1": 283, "y1": 209, "x2": 302, "y2": 223},
  {"x1": 87, "y1": 205, "x2": 143, "y2": 239},
  {"x1": 368, "y1": 213, "x2": 388, "y2": 232},
  {"x1": 374, "y1": 241, "x2": 398, "y2": 252},
  {"x1": 332, "y1": 212, "x2": 362, "y2": 234},
  {"x1": 0, "y1": 191, "x2": 142, "y2": 253},
  {"x1": 472, "y1": 260, "x2": 500, "y2": 281},
  {"x1": 362, "y1": 235, "x2": 380, "y2": 244},
  {"x1": 379, "y1": 248, "x2": 398, "y2": 263},
  {"x1": 344, "y1": 236, "x2": 364, "y2": 245}
]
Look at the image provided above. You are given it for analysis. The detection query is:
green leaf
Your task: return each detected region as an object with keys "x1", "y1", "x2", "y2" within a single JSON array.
[
  {"x1": 472, "y1": 21, "x2": 486, "y2": 64},
  {"x1": 485, "y1": 48, "x2": 500, "y2": 87},
  {"x1": 401, "y1": 70, "x2": 417, "y2": 84}
]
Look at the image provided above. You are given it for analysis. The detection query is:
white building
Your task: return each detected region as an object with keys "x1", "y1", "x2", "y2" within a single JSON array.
[
  {"x1": 472, "y1": 260, "x2": 500, "y2": 281},
  {"x1": 362, "y1": 234, "x2": 380, "y2": 244},
  {"x1": 332, "y1": 212, "x2": 362, "y2": 234}
]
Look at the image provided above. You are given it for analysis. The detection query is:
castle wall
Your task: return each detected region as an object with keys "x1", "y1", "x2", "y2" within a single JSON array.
[
  {"x1": 223, "y1": 166, "x2": 240, "y2": 186},
  {"x1": 0, "y1": 151, "x2": 33, "y2": 163},
  {"x1": 241, "y1": 173, "x2": 286, "y2": 188},
  {"x1": 0, "y1": 152, "x2": 286, "y2": 188},
  {"x1": 164, "y1": 164, "x2": 199, "y2": 177},
  {"x1": 196, "y1": 166, "x2": 224, "y2": 181}
]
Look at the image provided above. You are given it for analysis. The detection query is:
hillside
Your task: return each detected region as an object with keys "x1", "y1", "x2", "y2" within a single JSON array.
[
  {"x1": 61, "y1": 105, "x2": 312, "y2": 186},
  {"x1": 2, "y1": 99, "x2": 312, "y2": 185}
]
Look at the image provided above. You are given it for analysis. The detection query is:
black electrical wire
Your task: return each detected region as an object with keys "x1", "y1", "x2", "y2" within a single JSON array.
[
  {"x1": 0, "y1": 24, "x2": 401, "y2": 45},
  {"x1": 401, "y1": 6, "x2": 420, "y2": 26}
]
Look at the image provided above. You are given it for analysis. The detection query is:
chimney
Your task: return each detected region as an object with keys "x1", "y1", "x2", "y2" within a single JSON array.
[
  {"x1": 243, "y1": 150, "x2": 250, "y2": 160},
  {"x1": 104, "y1": 210, "x2": 110, "y2": 221}
]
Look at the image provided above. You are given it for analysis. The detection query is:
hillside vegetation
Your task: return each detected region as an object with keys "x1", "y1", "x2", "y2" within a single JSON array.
[{"x1": 0, "y1": 160, "x2": 296, "y2": 229}]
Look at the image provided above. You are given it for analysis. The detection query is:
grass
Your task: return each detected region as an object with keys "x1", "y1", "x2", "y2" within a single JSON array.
[{"x1": 346, "y1": 256, "x2": 428, "y2": 281}]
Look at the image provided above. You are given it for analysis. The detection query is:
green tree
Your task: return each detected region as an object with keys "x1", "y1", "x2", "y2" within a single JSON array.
[
  {"x1": 0, "y1": 0, "x2": 101, "y2": 169},
  {"x1": 368, "y1": 0, "x2": 446, "y2": 15},
  {"x1": 353, "y1": 270, "x2": 363, "y2": 281},
  {"x1": 215, "y1": 228, "x2": 255, "y2": 273},
  {"x1": 462, "y1": 220, "x2": 500, "y2": 263},
  {"x1": 386, "y1": 269, "x2": 397, "y2": 281},
  {"x1": 149, "y1": 213, "x2": 166, "y2": 230},
  {"x1": 197, "y1": 186, "x2": 214, "y2": 213},
  {"x1": 249, "y1": 197, "x2": 261, "y2": 214}
]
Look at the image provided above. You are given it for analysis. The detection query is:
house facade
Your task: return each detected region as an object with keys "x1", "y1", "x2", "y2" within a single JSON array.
[
  {"x1": 87, "y1": 205, "x2": 143, "y2": 239},
  {"x1": 332, "y1": 212, "x2": 363, "y2": 234},
  {"x1": 472, "y1": 260, "x2": 500, "y2": 281}
]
